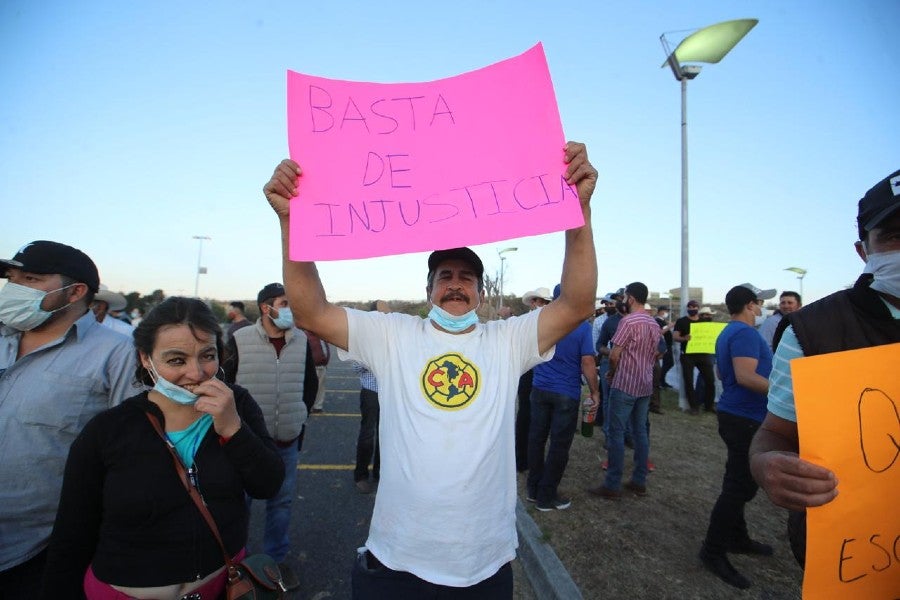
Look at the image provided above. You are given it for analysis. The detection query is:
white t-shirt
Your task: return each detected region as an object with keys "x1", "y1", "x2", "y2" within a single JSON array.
[{"x1": 338, "y1": 308, "x2": 551, "y2": 586}]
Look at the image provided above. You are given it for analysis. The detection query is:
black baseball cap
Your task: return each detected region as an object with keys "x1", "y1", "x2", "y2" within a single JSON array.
[
  {"x1": 857, "y1": 170, "x2": 900, "y2": 239},
  {"x1": 257, "y1": 283, "x2": 286, "y2": 305},
  {"x1": 427, "y1": 247, "x2": 484, "y2": 280},
  {"x1": 0, "y1": 240, "x2": 100, "y2": 293}
]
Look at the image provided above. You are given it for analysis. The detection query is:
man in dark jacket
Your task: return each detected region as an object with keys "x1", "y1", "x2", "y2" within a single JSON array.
[{"x1": 749, "y1": 169, "x2": 900, "y2": 567}]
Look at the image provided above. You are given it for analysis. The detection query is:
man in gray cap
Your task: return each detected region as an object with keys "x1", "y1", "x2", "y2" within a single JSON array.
[
  {"x1": 0, "y1": 241, "x2": 135, "y2": 597},
  {"x1": 263, "y1": 142, "x2": 598, "y2": 597},
  {"x1": 750, "y1": 169, "x2": 900, "y2": 568}
]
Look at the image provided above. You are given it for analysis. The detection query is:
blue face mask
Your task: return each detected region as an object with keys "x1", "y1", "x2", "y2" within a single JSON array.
[
  {"x1": 270, "y1": 306, "x2": 294, "y2": 330},
  {"x1": 428, "y1": 303, "x2": 479, "y2": 333},
  {"x1": 148, "y1": 358, "x2": 199, "y2": 405}
]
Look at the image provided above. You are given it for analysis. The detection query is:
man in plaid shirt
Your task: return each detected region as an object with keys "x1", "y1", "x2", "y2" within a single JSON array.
[{"x1": 588, "y1": 282, "x2": 663, "y2": 500}]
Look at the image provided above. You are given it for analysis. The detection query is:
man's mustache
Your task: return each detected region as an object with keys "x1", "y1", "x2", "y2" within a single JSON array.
[{"x1": 441, "y1": 291, "x2": 470, "y2": 303}]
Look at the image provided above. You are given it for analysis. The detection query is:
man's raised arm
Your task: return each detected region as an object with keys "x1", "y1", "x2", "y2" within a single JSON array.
[
  {"x1": 538, "y1": 141, "x2": 598, "y2": 354},
  {"x1": 264, "y1": 159, "x2": 349, "y2": 351}
]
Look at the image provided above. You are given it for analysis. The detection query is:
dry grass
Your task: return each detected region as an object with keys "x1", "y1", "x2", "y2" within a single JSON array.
[{"x1": 518, "y1": 389, "x2": 804, "y2": 599}]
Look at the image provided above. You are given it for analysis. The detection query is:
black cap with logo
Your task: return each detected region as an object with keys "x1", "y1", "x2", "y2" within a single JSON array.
[
  {"x1": 0, "y1": 241, "x2": 100, "y2": 293},
  {"x1": 857, "y1": 170, "x2": 900, "y2": 239}
]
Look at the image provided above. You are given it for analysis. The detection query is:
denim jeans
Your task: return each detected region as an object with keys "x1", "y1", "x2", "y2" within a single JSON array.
[
  {"x1": 355, "y1": 388, "x2": 380, "y2": 481},
  {"x1": 526, "y1": 387, "x2": 579, "y2": 503},
  {"x1": 603, "y1": 388, "x2": 650, "y2": 491},
  {"x1": 599, "y1": 359, "x2": 632, "y2": 443},
  {"x1": 599, "y1": 358, "x2": 611, "y2": 437},
  {"x1": 514, "y1": 370, "x2": 533, "y2": 472},
  {"x1": 703, "y1": 411, "x2": 761, "y2": 554},
  {"x1": 351, "y1": 550, "x2": 512, "y2": 599},
  {"x1": 255, "y1": 442, "x2": 299, "y2": 562}
]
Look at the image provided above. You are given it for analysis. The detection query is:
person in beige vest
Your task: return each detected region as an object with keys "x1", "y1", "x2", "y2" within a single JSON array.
[{"x1": 222, "y1": 282, "x2": 318, "y2": 591}]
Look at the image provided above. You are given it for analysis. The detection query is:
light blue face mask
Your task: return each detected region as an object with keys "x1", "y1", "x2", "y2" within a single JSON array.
[
  {"x1": 0, "y1": 282, "x2": 75, "y2": 331},
  {"x1": 270, "y1": 306, "x2": 294, "y2": 330},
  {"x1": 148, "y1": 358, "x2": 199, "y2": 405},
  {"x1": 428, "y1": 303, "x2": 479, "y2": 333}
]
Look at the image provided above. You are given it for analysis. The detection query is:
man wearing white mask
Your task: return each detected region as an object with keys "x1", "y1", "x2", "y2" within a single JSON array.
[
  {"x1": 0, "y1": 240, "x2": 135, "y2": 598},
  {"x1": 222, "y1": 282, "x2": 317, "y2": 591},
  {"x1": 750, "y1": 169, "x2": 900, "y2": 568}
]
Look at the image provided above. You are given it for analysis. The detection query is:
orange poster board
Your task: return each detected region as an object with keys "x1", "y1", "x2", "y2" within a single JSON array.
[{"x1": 792, "y1": 342, "x2": 900, "y2": 599}]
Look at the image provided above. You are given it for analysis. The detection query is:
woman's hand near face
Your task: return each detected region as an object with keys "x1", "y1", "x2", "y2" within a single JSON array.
[{"x1": 192, "y1": 377, "x2": 242, "y2": 438}]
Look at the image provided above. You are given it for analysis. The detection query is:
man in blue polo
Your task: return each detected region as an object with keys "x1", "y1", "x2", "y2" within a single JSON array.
[
  {"x1": 526, "y1": 284, "x2": 599, "y2": 511},
  {"x1": 0, "y1": 241, "x2": 135, "y2": 598}
]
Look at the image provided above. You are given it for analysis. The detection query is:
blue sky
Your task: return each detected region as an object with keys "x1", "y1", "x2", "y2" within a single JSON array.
[{"x1": 2, "y1": 1, "x2": 897, "y2": 306}]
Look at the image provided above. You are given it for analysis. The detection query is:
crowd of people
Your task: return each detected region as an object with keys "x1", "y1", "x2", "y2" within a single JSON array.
[{"x1": 0, "y1": 156, "x2": 896, "y2": 599}]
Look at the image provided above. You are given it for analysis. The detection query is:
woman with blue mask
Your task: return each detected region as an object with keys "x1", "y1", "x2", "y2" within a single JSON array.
[{"x1": 40, "y1": 297, "x2": 285, "y2": 600}]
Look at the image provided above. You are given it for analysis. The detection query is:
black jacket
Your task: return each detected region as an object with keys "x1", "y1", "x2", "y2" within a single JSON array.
[
  {"x1": 774, "y1": 274, "x2": 900, "y2": 353},
  {"x1": 40, "y1": 385, "x2": 284, "y2": 598}
]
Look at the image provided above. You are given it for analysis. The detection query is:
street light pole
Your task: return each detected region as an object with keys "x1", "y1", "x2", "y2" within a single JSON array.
[
  {"x1": 192, "y1": 235, "x2": 211, "y2": 298},
  {"x1": 661, "y1": 18, "x2": 758, "y2": 316},
  {"x1": 497, "y1": 247, "x2": 518, "y2": 312},
  {"x1": 784, "y1": 267, "x2": 807, "y2": 298},
  {"x1": 661, "y1": 19, "x2": 756, "y2": 412}
]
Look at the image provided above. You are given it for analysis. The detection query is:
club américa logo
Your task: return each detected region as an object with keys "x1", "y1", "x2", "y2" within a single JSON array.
[{"x1": 420, "y1": 352, "x2": 481, "y2": 411}]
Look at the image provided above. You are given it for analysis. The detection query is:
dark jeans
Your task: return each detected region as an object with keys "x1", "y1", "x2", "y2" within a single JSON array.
[
  {"x1": 526, "y1": 387, "x2": 579, "y2": 503},
  {"x1": 0, "y1": 549, "x2": 46, "y2": 599},
  {"x1": 680, "y1": 353, "x2": 715, "y2": 410},
  {"x1": 703, "y1": 411, "x2": 761, "y2": 554},
  {"x1": 514, "y1": 370, "x2": 534, "y2": 472},
  {"x1": 352, "y1": 550, "x2": 512, "y2": 599},
  {"x1": 355, "y1": 388, "x2": 380, "y2": 481}
]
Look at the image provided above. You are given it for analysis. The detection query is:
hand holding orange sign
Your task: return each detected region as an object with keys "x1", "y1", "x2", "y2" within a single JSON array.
[{"x1": 791, "y1": 342, "x2": 900, "y2": 599}]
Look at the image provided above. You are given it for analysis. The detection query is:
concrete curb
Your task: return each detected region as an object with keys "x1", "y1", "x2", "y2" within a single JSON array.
[{"x1": 515, "y1": 499, "x2": 583, "y2": 599}]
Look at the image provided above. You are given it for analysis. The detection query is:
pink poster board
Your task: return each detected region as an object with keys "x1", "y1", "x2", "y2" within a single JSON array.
[{"x1": 286, "y1": 43, "x2": 583, "y2": 261}]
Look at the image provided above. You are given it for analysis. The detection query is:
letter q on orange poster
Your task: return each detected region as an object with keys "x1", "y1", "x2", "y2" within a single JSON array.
[{"x1": 792, "y1": 342, "x2": 900, "y2": 599}]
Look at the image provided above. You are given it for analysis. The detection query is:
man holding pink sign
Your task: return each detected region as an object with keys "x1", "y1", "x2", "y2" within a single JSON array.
[{"x1": 262, "y1": 140, "x2": 596, "y2": 597}]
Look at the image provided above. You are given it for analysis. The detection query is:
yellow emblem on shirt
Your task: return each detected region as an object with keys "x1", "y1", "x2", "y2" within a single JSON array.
[{"x1": 420, "y1": 352, "x2": 481, "y2": 410}]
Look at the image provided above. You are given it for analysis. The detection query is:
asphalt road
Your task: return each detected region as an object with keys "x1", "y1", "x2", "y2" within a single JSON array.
[{"x1": 247, "y1": 355, "x2": 373, "y2": 599}]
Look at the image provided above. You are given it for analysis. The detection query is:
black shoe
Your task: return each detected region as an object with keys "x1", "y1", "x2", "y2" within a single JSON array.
[
  {"x1": 699, "y1": 547, "x2": 751, "y2": 589},
  {"x1": 277, "y1": 562, "x2": 301, "y2": 591},
  {"x1": 535, "y1": 495, "x2": 571, "y2": 511},
  {"x1": 649, "y1": 406, "x2": 664, "y2": 415},
  {"x1": 728, "y1": 539, "x2": 774, "y2": 556}
]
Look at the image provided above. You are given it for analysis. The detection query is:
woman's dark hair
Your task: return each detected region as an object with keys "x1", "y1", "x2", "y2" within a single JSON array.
[{"x1": 133, "y1": 296, "x2": 224, "y2": 386}]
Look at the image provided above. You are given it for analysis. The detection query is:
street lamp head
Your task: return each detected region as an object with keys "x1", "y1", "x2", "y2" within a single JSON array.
[
  {"x1": 680, "y1": 65, "x2": 702, "y2": 79},
  {"x1": 784, "y1": 267, "x2": 807, "y2": 277},
  {"x1": 661, "y1": 18, "x2": 758, "y2": 80}
]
